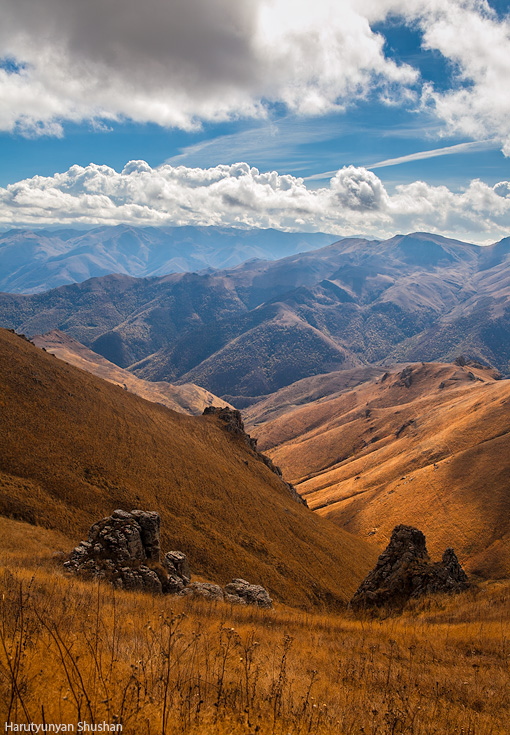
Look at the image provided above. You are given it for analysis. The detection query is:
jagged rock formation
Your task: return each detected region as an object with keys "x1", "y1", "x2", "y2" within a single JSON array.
[
  {"x1": 203, "y1": 406, "x2": 258, "y2": 450},
  {"x1": 64, "y1": 509, "x2": 273, "y2": 607},
  {"x1": 350, "y1": 525, "x2": 469, "y2": 611},
  {"x1": 204, "y1": 406, "x2": 307, "y2": 506}
]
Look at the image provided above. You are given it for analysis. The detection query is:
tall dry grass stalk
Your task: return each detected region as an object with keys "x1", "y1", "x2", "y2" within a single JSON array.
[{"x1": 0, "y1": 558, "x2": 509, "y2": 735}]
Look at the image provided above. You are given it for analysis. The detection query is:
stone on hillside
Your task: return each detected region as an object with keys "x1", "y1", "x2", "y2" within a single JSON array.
[
  {"x1": 203, "y1": 406, "x2": 307, "y2": 506},
  {"x1": 162, "y1": 550, "x2": 191, "y2": 594},
  {"x1": 164, "y1": 550, "x2": 191, "y2": 583},
  {"x1": 350, "y1": 524, "x2": 469, "y2": 611},
  {"x1": 65, "y1": 510, "x2": 275, "y2": 607},
  {"x1": 64, "y1": 509, "x2": 185, "y2": 594},
  {"x1": 203, "y1": 406, "x2": 258, "y2": 450},
  {"x1": 180, "y1": 582, "x2": 224, "y2": 602},
  {"x1": 224, "y1": 578, "x2": 273, "y2": 608}
]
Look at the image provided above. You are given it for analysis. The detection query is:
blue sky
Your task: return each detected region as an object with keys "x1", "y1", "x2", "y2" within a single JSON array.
[{"x1": 0, "y1": 0, "x2": 509, "y2": 242}]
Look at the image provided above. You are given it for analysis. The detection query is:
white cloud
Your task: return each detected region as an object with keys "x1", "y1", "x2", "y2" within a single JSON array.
[
  {"x1": 1, "y1": 161, "x2": 509, "y2": 244},
  {"x1": 2, "y1": 0, "x2": 509, "y2": 156},
  {"x1": 359, "y1": 0, "x2": 510, "y2": 154},
  {"x1": 0, "y1": 0, "x2": 416, "y2": 136}
]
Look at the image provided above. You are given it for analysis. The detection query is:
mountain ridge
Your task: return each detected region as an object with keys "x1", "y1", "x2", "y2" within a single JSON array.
[
  {"x1": 0, "y1": 225, "x2": 335, "y2": 294},
  {"x1": 2, "y1": 231, "x2": 510, "y2": 400},
  {"x1": 0, "y1": 327, "x2": 377, "y2": 607}
]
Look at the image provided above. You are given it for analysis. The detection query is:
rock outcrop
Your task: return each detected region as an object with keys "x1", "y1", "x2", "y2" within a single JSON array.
[
  {"x1": 224, "y1": 578, "x2": 273, "y2": 608},
  {"x1": 64, "y1": 509, "x2": 273, "y2": 607},
  {"x1": 180, "y1": 582, "x2": 225, "y2": 602},
  {"x1": 203, "y1": 406, "x2": 258, "y2": 450},
  {"x1": 64, "y1": 509, "x2": 180, "y2": 594},
  {"x1": 203, "y1": 406, "x2": 307, "y2": 506},
  {"x1": 350, "y1": 525, "x2": 469, "y2": 611}
]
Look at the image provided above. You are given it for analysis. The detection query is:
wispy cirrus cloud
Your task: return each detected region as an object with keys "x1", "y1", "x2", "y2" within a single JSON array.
[
  {"x1": 368, "y1": 140, "x2": 496, "y2": 169},
  {"x1": 305, "y1": 139, "x2": 496, "y2": 180}
]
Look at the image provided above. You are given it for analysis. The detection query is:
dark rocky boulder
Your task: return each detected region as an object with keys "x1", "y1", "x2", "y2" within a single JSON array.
[
  {"x1": 64, "y1": 509, "x2": 273, "y2": 607},
  {"x1": 350, "y1": 524, "x2": 469, "y2": 611},
  {"x1": 64, "y1": 509, "x2": 190, "y2": 594},
  {"x1": 163, "y1": 550, "x2": 192, "y2": 594}
]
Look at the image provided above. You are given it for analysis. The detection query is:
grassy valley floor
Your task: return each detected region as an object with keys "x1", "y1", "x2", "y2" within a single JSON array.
[{"x1": 1, "y1": 517, "x2": 509, "y2": 735}]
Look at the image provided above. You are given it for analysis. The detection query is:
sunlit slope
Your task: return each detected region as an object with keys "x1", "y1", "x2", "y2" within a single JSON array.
[
  {"x1": 0, "y1": 328, "x2": 377, "y2": 607},
  {"x1": 253, "y1": 362, "x2": 510, "y2": 578},
  {"x1": 31, "y1": 329, "x2": 231, "y2": 415}
]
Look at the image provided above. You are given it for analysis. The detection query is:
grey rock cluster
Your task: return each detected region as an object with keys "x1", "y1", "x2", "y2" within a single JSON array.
[
  {"x1": 180, "y1": 579, "x2": 273, "y2": 608},
  {"x1": 350, "y1": 524, "x2": 469, "y2": 611},
  {"x1": 64, "y1": 509, "x2": 272, "y2": 607}
]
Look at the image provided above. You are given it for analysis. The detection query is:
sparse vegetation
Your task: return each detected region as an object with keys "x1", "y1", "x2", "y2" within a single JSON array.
[
  {"x1": 0, "y1": 328, "x2": 376, "y2": 609},
  {"x1": 1, "y1": 546, "x2": 509, "y2": 735}
]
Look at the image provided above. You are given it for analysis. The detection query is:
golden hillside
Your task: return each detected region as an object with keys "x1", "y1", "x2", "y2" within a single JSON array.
[
  {"x1": 0, "y1": 328, "x2": 377, "y2": 607},
  {"x1": 1, "y1": 520, "x2": 509, "y2": 734},
  {"x1": 32, "y1": 329, "x2": 231, "y2": 414},
  {"x1": 252, "y1": 362, "x2": 510, "y2": 579}
]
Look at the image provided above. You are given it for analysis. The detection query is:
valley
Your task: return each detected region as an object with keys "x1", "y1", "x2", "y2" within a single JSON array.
[
  {"x1": 247, "y1": 361, "x2": 510, "y2": 579},
  {"x1": 2, "y1": 229, "x2": 510, "y2": 734},
  {"x1": 2, "y1": 232, "x2": 510, "y2": 406}
]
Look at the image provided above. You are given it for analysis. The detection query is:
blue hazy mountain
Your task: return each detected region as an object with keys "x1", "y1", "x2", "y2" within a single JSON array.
[
  {"x1": 0, "y1": 225, "x2": 335, "y2": 294},
  {"x1": 1, "y1": 232, "x2": 510, "y2": 401}
]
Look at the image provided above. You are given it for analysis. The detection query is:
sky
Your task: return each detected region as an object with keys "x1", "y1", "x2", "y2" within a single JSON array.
[{"x1": 0, "y1": 0, "x2": 509, "y2": 243}]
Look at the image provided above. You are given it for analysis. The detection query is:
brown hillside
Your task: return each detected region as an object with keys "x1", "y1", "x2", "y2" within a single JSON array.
[
  {"x1": 31, "y1": 329, "x2": 231, "y2": 415},
  {"x1": 0, "y1": 328, "x2": 376, "y2": 607},
  {"x1": 252, "y1": 362, "x2": 510, "y2": 579}
]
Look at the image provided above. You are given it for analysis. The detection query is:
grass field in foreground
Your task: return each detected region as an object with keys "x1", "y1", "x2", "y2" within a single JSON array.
[{"x1": 1, "y1": 529, "x2": 509, "y2": 735}]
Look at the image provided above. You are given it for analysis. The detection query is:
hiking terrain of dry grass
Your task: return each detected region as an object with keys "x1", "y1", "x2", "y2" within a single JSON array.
[
  {"x1": 1, "y1": 518, "x2": 509, "y2": 735},
  {"x1": 0, "y1": 328, "x2": 376, "y2": 608},
  {"x1": 249, "y1": 362, "x2": 510, "y2": 579}
]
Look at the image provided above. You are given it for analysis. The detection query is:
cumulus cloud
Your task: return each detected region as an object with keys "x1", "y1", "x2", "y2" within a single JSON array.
[
  {"x1": 0, "y1": 0, "x2": 417, "y2": 135},
  {"x1": 360, "y1": 0, "x2": 510, "y2": 154},
  {"x1": 1, "y1": 161, "x2": 509, "y2": 243},
  {"x1": 2, "y1": 0, "x2": 509, "y2": 156}
]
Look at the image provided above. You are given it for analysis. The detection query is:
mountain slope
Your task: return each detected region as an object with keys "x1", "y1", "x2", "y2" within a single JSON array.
[
  {"x1": 0, "y1": 328, "x2": 377, "y2": 607},
  {"x1": 0, "y1": 225, "x2": 334, "y2": 293},
  {"x1": 2, "y1": 232, "x2": 510, "y2": 400},
  {"x1": 251, "y1": 362, "x2": 510, "y2": 579},
  {"x1": 31, "y1": 329, "x2": 231, "y2": 415}
]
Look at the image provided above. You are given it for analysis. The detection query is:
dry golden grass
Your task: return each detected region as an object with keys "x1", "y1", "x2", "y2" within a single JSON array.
[
  {"x1": 0, "y1": 329, "x2": 377, "y2": 608},
  {"x1": 251, "y1": 362, "x2": 510, "y2": 579},
  {"x1": 1, "y1": 522, "x2": 509, "y2": 735},
  {"x1": 31, "y1": 330, "x2": 231, "y2": 416}
]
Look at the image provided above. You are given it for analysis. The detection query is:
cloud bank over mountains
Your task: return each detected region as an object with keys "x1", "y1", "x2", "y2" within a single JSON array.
[
  {"x1": 2, "y1": 161, "x2": 509, "y2": 243},
  {"x1": 1, "y1": 0, "x2": 509, "y2": 154}
]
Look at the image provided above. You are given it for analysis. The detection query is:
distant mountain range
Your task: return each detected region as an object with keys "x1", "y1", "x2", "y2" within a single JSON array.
[
  {"x1": 1, "y1": 231, "x2": 510, "y2": 400},
  {"x1": 0, "y1": 225, "x2": 335, "y2": 293}
]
